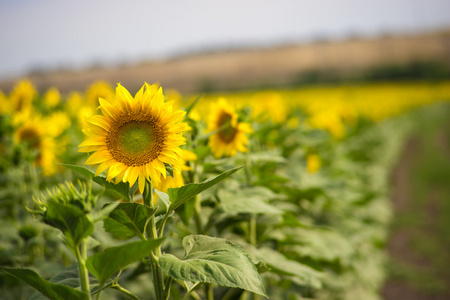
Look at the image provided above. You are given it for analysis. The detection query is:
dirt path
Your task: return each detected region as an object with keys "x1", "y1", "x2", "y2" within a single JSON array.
[{"x1": 382, "y1": 106, "x2": 450, "y2": 300}]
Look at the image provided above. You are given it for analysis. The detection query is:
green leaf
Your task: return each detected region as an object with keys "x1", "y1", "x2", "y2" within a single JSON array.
[
  {"x1": 154, "y1": 189, "x2": 170, "y2": 215},
  {"x1": 282, "y1": 227, "x2": 354, "y2": 265},
  {"x1": 176, "y1": 199, "x2": 196, "y2": 226},
  {"x1": 91, "y1": 201, "x2": 120, "y2": 223},
  {"x1": 59, "y1": 164, "x2": 131, "y2": 201},
  {"x1": 103, "y1": 203, "x2": 156, "y2": 240},
  {"x1": 168, "y1": 166, "x2": 243, "y2": 212},
  {"x1": 217, "y1": 187, "x2": 284, "y2": 215},
  {"x1": 159, "y1": 235, "x2": 267, "y2": 297},
  {"x1": 0, "y1": 267, "x2": 87, "y2": 300},
  {"x1": 255, "y1": 247, "x2": 322, "y2": 289},
  {"x1": 46, "y1": 200, "x2": 94, "y2": 246},
  {"x1": 86, "y1": 238, "x2": 163, "y2": 284}
]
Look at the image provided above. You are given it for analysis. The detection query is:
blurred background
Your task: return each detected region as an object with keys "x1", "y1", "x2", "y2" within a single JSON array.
[
  {"x1": 1, "y1": 1, "x2": 450, "y2": 300},
  {"x1": 0, "y1": 0, "x2": 450, "y2": 94}
]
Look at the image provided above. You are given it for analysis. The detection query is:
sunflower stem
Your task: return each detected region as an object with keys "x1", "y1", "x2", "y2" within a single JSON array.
[
  {"x1": 144, "y1": 179, "x2": 165, "y2": 300},
  {"x1": 193, "y1": 169, "x2": 203, "y2": 233},
  {"x1": 207, "y1": 283, "x2": 214, "y2": 300},
  {"x1": 111, "y1": 283, "x2": 140, "y2": 300},
  {"x1": 244, "y1": 154, "x2": 252, "y2": 187},
  {"x1": 249, "y1": 215, "x2": 257, "y2": 246},
  {"x1": 75, "y1": 239, "x2": 91, "y2": 300},
  {"x1": 183, "y1": 282, "x2": 201, "y2": 300}
]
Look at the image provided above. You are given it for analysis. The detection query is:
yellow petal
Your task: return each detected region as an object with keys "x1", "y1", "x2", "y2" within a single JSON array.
[
  {"x1": 125, "y1": 166, "x2": 140, "y2": 187},
  {"x1": 151, "y1": 159, "x2": 166, "y2": 179},
  {"x1": 114, "y1": 169, "x2": 127, "y2": 184},
  {"x1": 138, "y1": 173, "x2": 146, "y2": 194},
  {"x1": 86, "y1": 115, "x2": 111, "y2": 131},
  {"x1": 99, "y1": 98, "x2": 119, "y2": 119},
  {"x1": 84, "y1": 151, "x2": 112, "y2": 165},
  {"x1": 79, "y1": 137, "x2": 106, "y2": 147},
  {"x1": 107, "y1": 163, "x2": 127, "y2": 181},
  {"x1": 95, "y1": 160, "x2": 114, "y2": 176},
  {"x1": 116, "y1": 83, "x2": 134, "y2": 111}
]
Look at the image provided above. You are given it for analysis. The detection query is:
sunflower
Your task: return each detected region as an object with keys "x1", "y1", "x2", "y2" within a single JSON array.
[
  {"x1": 79, "y1": 83, "x2": 189, "y2": 193},
  {"x1": 44, "y1": 87, "x2": 61, "y2": 109},
  {"x1": 9, "y1": 79, "x2": 36, "y2": 113},
  {"x1": 306, "y1": 153, "x2": 321, "y2": 174},
  {"x1": 251, "y1": 91, "x2": 287, "y2": 124},
  {"x1": 207, "y1": 98, "x2": 252, "y2": 158},
  {"x1": 86, "y1": 80, "x2": 115, "y2": 106},
  {"x1": 14, "y1": 117, "x2": 57, "y2": 176}
]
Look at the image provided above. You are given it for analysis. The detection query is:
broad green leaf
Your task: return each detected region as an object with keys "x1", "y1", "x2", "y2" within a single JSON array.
[
  {"x1": 46, "y1": 200, "x2": 94, "y2": 246},
  {"x1": 168, "y1": 166, "x2": 243, "y2": 212},
  {"x1": 103, "y1": 203, "x2": 156, "y2": 240},
  {"x1": 59, "y1": 164, "x2": 131, "y2": 201},
  {"x1": 86, "y1": 238, "x2": 163, "y2": 284},
  {"x1": 255, "y1": 247, "x2": 322, "y2": 289},
  {"x1": 159, "y1": 235, "x2": 267, "y2": 297},
  {"x1": 30, "y1": 264, "x2": 103, "y2": 300},
  {"x1": 91, "y1": 201, "x2": 120, "y2": 223},
  {"x1": 176, "y1": 198, "x2": 196, "y2": 226},
  {"x1": 0, "y1": 267, "x2": 87, "y2": 300},
  {"x1": 281, "y1": 227, "x2": 354, "y2": 265},
  {"x1": 154, "y1": 189, "x2": 170, "y2": 215},
  {"x1": 217, "y1": 187, "x2": 284, "y2": 215}
]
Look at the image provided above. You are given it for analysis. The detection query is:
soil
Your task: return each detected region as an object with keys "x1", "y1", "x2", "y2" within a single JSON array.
[{"x1": 382, "y1": 116, "x2": 450, "y2": 300}]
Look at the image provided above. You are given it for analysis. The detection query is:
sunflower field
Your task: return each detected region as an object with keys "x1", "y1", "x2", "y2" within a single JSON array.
[{"x1": 0, "y1": 79, "x2": 449, "y2": 300}]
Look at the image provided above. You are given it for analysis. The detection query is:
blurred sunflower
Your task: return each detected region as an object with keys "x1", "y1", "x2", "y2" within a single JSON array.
[
  {"x1": 0, "y1": 90, "x2": 8, "y2": 114},
  {"x1": 14, "y1": 117, "x2": 57, "y2": 176},
  {"x1": 306, "y1": 153, "x2": 321, "y2": 174},
  {"x1": 44, "y1": 87, "x2": 61, "y2": 109},
  {"x1": 79, "y1": 83, "x2": 189, "y2": 192},
  {"x1": 86, "y1": 80, "x2": 115, "y2": 106},
  {"x1": 9, "y1": 79, "x2": 36, "y2": 113},
  {"x1": 208, "y1": 98, "x2": 252, "y2": 158},
  {"x1": 251, "y1": 91, "x2": 287, "y2": 124}
]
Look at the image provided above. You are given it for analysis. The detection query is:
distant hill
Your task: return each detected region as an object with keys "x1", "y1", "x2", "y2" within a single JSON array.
[{"x1": 1, "y1": 30, "x2": 450, "y2": 94}]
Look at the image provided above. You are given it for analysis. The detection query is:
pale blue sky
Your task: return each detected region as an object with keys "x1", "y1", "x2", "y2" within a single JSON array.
[{"x1": 0, "y1": 0, "x2": 449, "y2": 79}]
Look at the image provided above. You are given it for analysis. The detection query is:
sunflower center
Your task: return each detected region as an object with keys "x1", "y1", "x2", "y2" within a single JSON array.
[
  {"x1": 218, "y1": 112, "x2": 237, "y2": 143},
  {"x1": 117, "y1": 121, "x2": 155, "y2": 155},
  {"x1": 19, "y1": 128, "x2": 41, "y2": 149},
  {"x1": 106, "y1": 113, "x2": 165, "y2": 166}
]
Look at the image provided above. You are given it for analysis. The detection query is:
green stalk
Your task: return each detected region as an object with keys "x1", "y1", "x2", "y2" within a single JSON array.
[
  {"x1": 75, "y1": 239, "x2": 91, "y2": 300},
  {"x1": 163, "y1": 277, "x2": 173, "y2": 300},
  {"x1": 144, "y1": 180, "x2": 165, "y2": 300},
  {"x1": 207, "y1": 283, "x2": 214, "y2": 300},
  {"x1": 112, "y1": 284, "x2": 140, "y2": 300},
  {"x1": 183, "y1": 282, "x2": 201, "y2": 300},
  {"x1": 192, "y1": 167, "x2": 203, "y2": 233},
  {"x1": 249, "y1": 215, "x2": 257, "y2": 246}
]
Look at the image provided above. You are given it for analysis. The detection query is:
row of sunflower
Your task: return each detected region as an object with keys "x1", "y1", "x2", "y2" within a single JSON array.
[{"x1": 0, "y1": 79, "x2": 449, "y2": 300}]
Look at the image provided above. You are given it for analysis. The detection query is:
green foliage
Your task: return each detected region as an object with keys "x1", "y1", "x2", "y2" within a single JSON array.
[
  {"x1": 159, "y1": 235, "x2": 267, "y2": 297},
  {"x1": 0, "y1": 267, "x2": 87, "y2": 300},
  {"x1": 103, "y1": 203, "x2": 156, "y2": 239},
  {"x1": 45, "y1": 200, "x2": 94, "y2": 247},
  {"x1": 167, "y1": 166, "x2": 243, "y2": 212},
  {"x1": 255, "y1": 247, "x2": 322, "y2": 289},
  {"x1": 217, "y1": 187, "x2": 284, "y2": 215},
  {"x1": 86, "y1": 239, "x2": 163, "y2": 284}
]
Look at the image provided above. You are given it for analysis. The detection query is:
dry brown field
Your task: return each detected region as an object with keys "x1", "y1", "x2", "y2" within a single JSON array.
[{"x1": 1, "y1": 30, "x2": 449, "y2": 93}]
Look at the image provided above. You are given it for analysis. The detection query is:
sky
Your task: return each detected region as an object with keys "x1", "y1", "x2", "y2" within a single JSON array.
[{"x1": 0, "y1": 0, "x2": 450, "y2": 79}]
